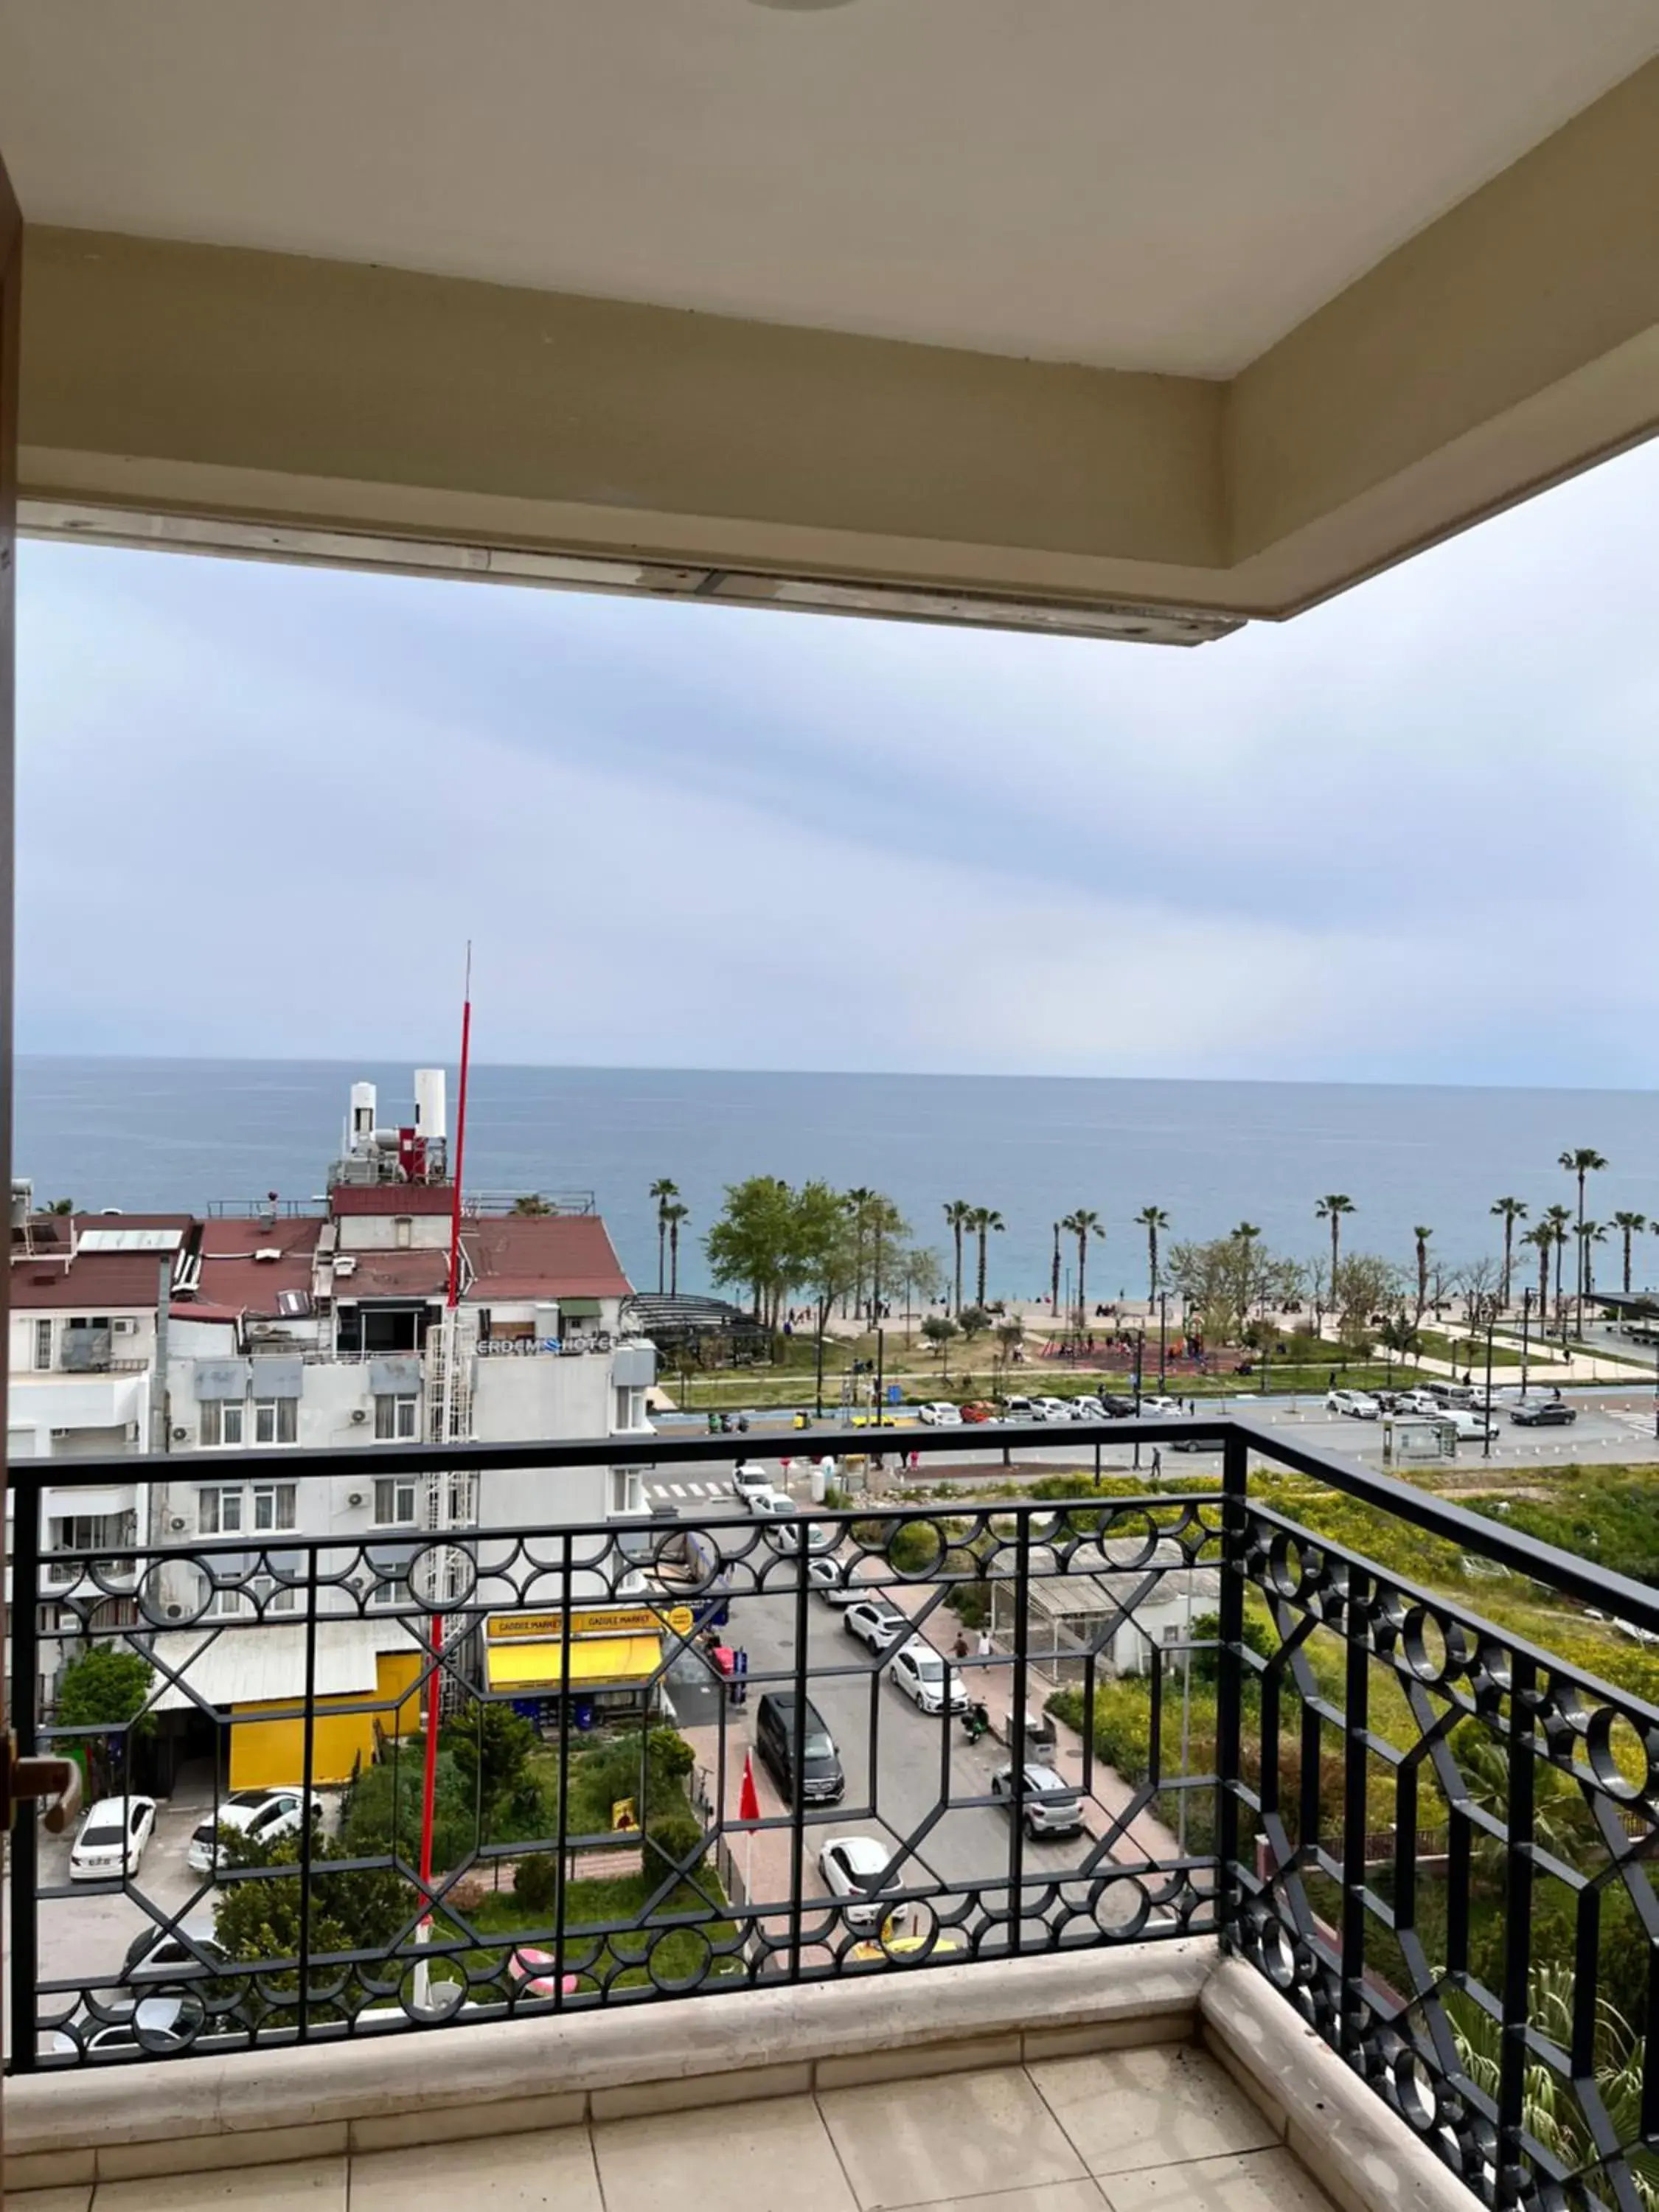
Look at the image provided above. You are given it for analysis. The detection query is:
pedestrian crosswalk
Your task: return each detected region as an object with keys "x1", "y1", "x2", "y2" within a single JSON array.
[{"x1": 645, "y1": 1479, "x2": 728, "y2": 1503}]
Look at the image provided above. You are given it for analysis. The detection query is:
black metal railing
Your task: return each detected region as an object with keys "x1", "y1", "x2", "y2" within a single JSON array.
[{"x1": 11, "y1": 1417, "x2": 1659, "y2": 2212}]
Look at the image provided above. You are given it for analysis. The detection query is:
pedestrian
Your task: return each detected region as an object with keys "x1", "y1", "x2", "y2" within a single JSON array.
[
  {"x1": 976, "y1": 1627, "x2": 993, "y2": 1659},
  {"x1": 953, "y1": 1633, "x2": 969, "y2": 1660}
]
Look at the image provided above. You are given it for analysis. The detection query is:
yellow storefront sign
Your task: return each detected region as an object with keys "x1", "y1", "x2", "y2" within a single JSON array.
[
  {"x1": 487, "y1": 1605, "x2": 692, "y2": 1642},
  {"x1": 484, "y1": 1634, "x2": 663, "y2": 1694}
]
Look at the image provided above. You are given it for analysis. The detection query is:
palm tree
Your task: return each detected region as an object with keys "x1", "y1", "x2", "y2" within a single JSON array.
[
  {"x1": 1558, "y1": 1146, "x2": 1607, "y2": 1331},
  {"x1": 969, "y1": 1206, "x2": 1004, "y2": 1309},
  {"x1": 1413, "y1": 1226, "x2": 1433, "y2": 1324},
  {"x1": 648, "y1": 1178, "x2": 679, "y2": 1294},
  {"x1": 1134, "y1": 1206, "x2": 1170, "y2": 1302},
  {"x1": 844, "y1": 1187, "x2": 875, "y2": 1316},
  {"x1": 1231, "y1": 1222, "x2": 1261, "y2": 1247},
  {"x1": 662, "y1": 1202, "x2": 689, "y2": 1295},
  {"x1": 1543, "y1": 1203, "x2": 1573, "y2": 1332},
  {"x1": 1613, "y1": 1211, "x2": 1649, "y2": 1294},
  {"x1": 1490, "y1": 1196, "x2": 1527, "y2": 1308},
  {"x1": 1315, "y1": 1194, "x2": 1354, "y2": 1282},
  {"x1": 1050, "y1": 1221, "x2": 1061, "y2": 1315},
  {"x1": 1062, "y1": 1209, "x2": 1102, "y2": 1329},
  {"x1": 510, "y1": 1192, "x2": 552, "y2": 1216},
  {"x1": 942, "y1": 1200, "x2": 973, "y2": 1315},
  {"x1": 1521, "y1": 1221, "x2": 1553, "y2": 1325},
  {"x1": 1581, "y1": 1220, "x2": 1607, "y2": 1305}
]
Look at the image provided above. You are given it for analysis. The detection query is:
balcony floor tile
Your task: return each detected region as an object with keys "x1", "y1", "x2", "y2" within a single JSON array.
[
  {"x1": 349, "y1": 2130, "x2": 602, "y2": 2212},
  {"x1": 818, "y1": 2065, "x2": 1088, "y2": 2212},
  {"x1": 1029, "y1": 2047, "x2": 1279, "y2": 2176},
  {"x1": 1102, "y1": 2148, "x2": 1336, "y2": 2212},
  {"x1": 593, "y1": 2094, "x2": 857, "y2": 2212},
  {"x1": 91, "y1": 2157, "x2": 347, "y2": 2212}
]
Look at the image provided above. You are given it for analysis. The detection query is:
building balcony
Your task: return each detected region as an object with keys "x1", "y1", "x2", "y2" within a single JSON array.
[{"x1": 7, "y1": 1418, "x2": 1648, "y2": 2212}]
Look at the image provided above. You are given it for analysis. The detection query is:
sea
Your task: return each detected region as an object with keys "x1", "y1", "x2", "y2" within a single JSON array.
[{"x1": 13, "y1": 1058, "x2": 1659, "y2": 1304}]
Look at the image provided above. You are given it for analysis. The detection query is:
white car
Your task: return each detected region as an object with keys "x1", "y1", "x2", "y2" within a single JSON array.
[
  {"x1": 69, "y1": 1795, "x2": 157, "y2": 1882},
  {"x1": 1032, "y1": 1397, "x2": 1071, "y2": 1422},
  {"x1": 1394, "y1": 1388, "x2": 1441, "y2": 1416},
  {"x1": 1138, "y1": 1395, "x2": 1182, "y2": 1418},
  {"x1": 1002, "y1": 1397, "x2": 1043, "y2": 1422},
  {"x1": 745, "y1": 1486, "x2": 797, "y2": 1518},
  {"x1": 1071, "y1": 1397, "x2": 1106, "y2": 1420},
  {"x1": 732, "y1": 1461, "x2": 773, "y2": 1500},
  {"x1": 1327, "y1": 1389, "x2": 1380, "y2": 1420},
  {"x1": 187, "y1": 1787, "x2": 319, "y2": 1875},
  {"x1": 818, "y1": 1835, "x2": 909, "y2": 1933},
  {"x1": 917, "y1": 1402, "x2": 961, "y2": 1427},
  {"x1": 890, "y1": 1639, "x2": 968, "y2": 1715},
  {"x1": 1441, "y1": 1406, "x2": 1498, "y2": 1442},
  {"x1": 845, "y1": 1599, "x2": 911, "y2": 1653}
]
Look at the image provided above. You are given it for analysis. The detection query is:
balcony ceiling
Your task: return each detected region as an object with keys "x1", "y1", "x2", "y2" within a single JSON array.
[{"x1": 4, "y1": 0, "x2": 1659, "y2": 638}]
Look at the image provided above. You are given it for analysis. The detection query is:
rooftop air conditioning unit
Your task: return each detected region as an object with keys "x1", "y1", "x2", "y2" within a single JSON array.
[
  {"x1": 171, "y1": 1426, "x2": 188, "y2": 1441},
  {"x1": 351, "y1": 1408, "x2": 368, "y2": 1424},
  {"x1": 169, "y1": 1514, "x2": 187, "y2": 1531},
  {"x1": 347, "y1": 1491, "x2": 364, "y2": 1507},
  {"x1": 254, "y1": 1248, "x2": 281, "y2": 1264},
  {"x1": 334, "y1": 1256, "x2": 357, "y2": 1277},
  {"x1": 165, "y1": 1603, "x2": 183, "y2": 1619}
]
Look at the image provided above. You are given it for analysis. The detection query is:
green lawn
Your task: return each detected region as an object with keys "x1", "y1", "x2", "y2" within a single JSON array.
[{"x1": 434, "y1": 1868, "x2": 742, "y2": 1997}]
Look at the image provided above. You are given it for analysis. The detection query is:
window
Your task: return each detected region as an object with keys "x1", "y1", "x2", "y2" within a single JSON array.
[
  {"x1": 46, "y1": 1512, "x2": 136, "y2": 1583},
  {"x1": 199, "y1": 1400, "x2": 245, "y2": 1448},
  {"x1": 374, "y1": 1394, "x2": 420, "y2": 1441},
  {"x1": 32, "y1": 1318, "x2": 51, "y2": 1371},
  {"x1": 251, "y1": 1484, "x2": 296, "y2": 1532},
  {"x1": 373, "y1": 1478, "x2": 419, "y2": 1526},
  {"x1": 248, "y1": 1574, "x2": 298, "y2": 1616},
  {"x1": 370, "y1": 1575, "x2": 411, "y2": 1609},
  {"x1": 609, "y1": 1468, "x2": 642, "y2": 1517},
  {"x1": 394, "y1": 1216, "x2": 412, "y2": 1250},
  {"x1": 198, "y1": 1487, "x2": 244, "y2": 1536},
  {"x1": 252, "y1": 1397, "x2": 299, "y2": 1446}
]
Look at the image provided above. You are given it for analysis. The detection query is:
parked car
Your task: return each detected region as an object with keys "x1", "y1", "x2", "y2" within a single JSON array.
[
  {"x1": 187, "y1": 1787, "x2": 319, "y2": 1876},
  {"x1": 1070, "y1": 1396, "x2": 1106, "y2": 1419},
  {"x1": 990, "y1": 1763, "x2": 1084, "y2": 1839},
  {"x1": 1391, "y1": 1388, "x2": 1440, "y2": 1416},
  {"x1": 817, "y1": 1835, "x2": 908, "y2": 1933},
  {"x1": 1425, "y1": 1381, "x2": 1475, "y2": 1408},
  {"x1": 1168, "y1": 1433, "x2": 1214, "y2": 1453},
  {"x1": 754, "y1": 1692, "x2": 844, "y2": 1805},
  {"x1": 732, "y1": 1461, "x2": 773, "y2": 1501},
  {"x1": 889, "y1": 1639, "x2": 968, "y2": 1715},
  {"x1": 917, "y1": 1402, "x2": 961, "y2": 1427},
  {"x1": 1327, "y1": 1389, "x2": 1380, "y2": 1420},
  {"x1": 1138, "y1": 1394, "x2": 1183, "y2": 1418},
  {"x1": 119, "y1": 1916, "x2": 226, "y2": 1989},
  {"x1": 1098, "y1": 1394, "x2": 1138, "y2": 1417},
  {"x1": 807, "y1": 1554, "x2": 845, "y2": 1597},
  {"x1": 822, "y1": 1567, "x2": 880, "y2": 1609},
  {"x1": 70, "y1": 1795, "x2": 158, "y2": 1882},
  {"x1": 1511, "y1": 1399, "x2": 1578, "y2": 1426},
  {"x1": 845, "y1": 1599, "x2": 912, "y2": 1653},
  {"x1": 959, "y1": 1402, "x2": 996, "y2": 1425},
  {"x1": 1033, "y1": 1397, "x2": 1071, "y2": 1421},
  {"x1": 1001, "y1": 1397, "x2": 1043, "y2": 1422}
]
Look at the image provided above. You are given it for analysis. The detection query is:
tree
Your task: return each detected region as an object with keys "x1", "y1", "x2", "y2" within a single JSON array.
[
  {"x1": 1613, "y1": 1211, "x2": 1649, "y2": 1295},
  {"x1": 895, "y1": 1245, "x2": 945, "y2": 1332},
  {"x1": 1166, "y1": 1233, "x2": 1295, "y2": 1349},
  {"x1": 1582, "y1": 1220, "x2": 1607, "y2": 1304},
  {"x1": 649, "y1": 1178, "x2": 680, "y2": 1295},
  {"x1": 1412, "y1": 1225, "x2": 1433, "y2": 1325},
  {"x1": 1049, "y1": 1222, "x2": 1061, "y2": 1314},
  {"x1": 509, "y1": 1193, "x2": 552, "y2": 1216},
  {"x1": 1377, "y1": 1312, "x2": 1420, "y2": 1375},
  {"x1": 1543, "y1": 1203, "x2": 1573, "y2": 1332},
  {"x1": 968, "y1": 1207, "x2": 1004, "y2": 1308},
  {"x1": 1521, "y1": 1221, "x2": 1553, "y2": 1324},
  {"x1": 1133, "y1": 1206, "x2": 1169, "y2": 1301},
  {"x1": 56, "y1": 1644, "x2": 154, "y2": 1800},
  {"x1": 842, "y1": 1188, "x2": 877, "y2": 1315},
  {"x1": 1315, "y1": 1194, "x2": 1355, "y2": 1281},
  {"x1": 1559, "y1": 1147, "x2": 1607, "y2": 1333},
  {"x1": 662, "y1": 1202, "x2": 689, "y2": 1295},
  {"x1": 958, "y1": 1305, "x2": 990, "y2": 1350},
  {"x1": 445, "y1": 1702, "x2": 536, "y2": 1826},
  {"x1": 1490, "y1": 1196, "x2": 1528, "y2": 1308},
  {"x1": 47, "y1": 1197, "x2": 73, "y2": 1215},
  {"x1": 793, "y1": 1180, "x2": 858, "y2": 1359},
  {"x1": 922, "y1": 1315, "x2": 958, "y2": 1373},
  {"x1": 1062, "y1": 1208, "x2": 1102, "y2": 1331},
  {"x1": 705, "y1": 1175, "x2": 797, "y2": 1326},
  {"x1": 1332, "y1": 1253, "x2": 1401, "y2": 1353},
  {"x1": 213, "y1": 1826, "x2": 412, "y2": 2017},
  {"x1": 942, "y1": 1200, "x2": 972, "y2": 1315}
]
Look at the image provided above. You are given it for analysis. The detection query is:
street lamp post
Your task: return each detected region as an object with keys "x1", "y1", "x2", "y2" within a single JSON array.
[
  {"x1": 1520, "y1": 1287, "x2": 1532, "y2": 1399},
  {"x1": 1158, "y1": 1290, "x2": 1169, "y2": 1390},
  {"x1": 1132, "y1": 1331, "x2": 1144, "y2": 1470},
  {"x1": 1483, "y1": 1298, "x2": 1495, "y2": 1461}
]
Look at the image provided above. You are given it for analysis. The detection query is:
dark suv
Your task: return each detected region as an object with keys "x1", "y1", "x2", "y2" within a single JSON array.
[{"x1": 754, "y1": 1692, "x2": 845, "y2": 1805}]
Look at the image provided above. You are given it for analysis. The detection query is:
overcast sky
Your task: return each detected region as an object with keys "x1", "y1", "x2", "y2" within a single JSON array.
[{"x1": 18, "y1": 435, "x2": 1659, "y2": 1087}]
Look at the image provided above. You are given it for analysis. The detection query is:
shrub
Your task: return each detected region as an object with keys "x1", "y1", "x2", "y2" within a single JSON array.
[
  {"x1": 513, "y1": 1851, "x2": 558, "y2": 1913},
  {"x1": 644, "y1": 1813, "x2": 706, "y2": 1871}
]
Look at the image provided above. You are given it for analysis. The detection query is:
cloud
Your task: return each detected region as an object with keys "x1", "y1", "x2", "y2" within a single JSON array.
[{"x1": 16, "y1": 433, "x2": 1659, "y2": 1081}]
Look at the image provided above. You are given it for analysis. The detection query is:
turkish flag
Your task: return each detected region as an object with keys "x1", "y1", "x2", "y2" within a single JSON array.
[{"x1": 739, "y1": 1752, "x2": 760, "y2": 1823}]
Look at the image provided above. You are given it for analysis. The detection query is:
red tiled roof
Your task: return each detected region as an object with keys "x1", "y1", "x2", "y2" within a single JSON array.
[
  {"x1": 194, "y1": 1219, "x2": 321, "y2": 1319},
  {"x1": 9, "y1": 1253, "x2": 169, "y2": 1310},
  {"x1": 465, "y1": 1216, "x2": 631, "y2": 1301},
  {"x1": 330, "y1": 1187, "x2": 453, "y2": 1217}
]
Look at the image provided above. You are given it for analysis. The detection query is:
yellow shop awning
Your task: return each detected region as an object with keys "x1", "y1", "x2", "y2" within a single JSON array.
[{"x1": 485, "y1": 1635, "x2": 662, "y2": 1694}]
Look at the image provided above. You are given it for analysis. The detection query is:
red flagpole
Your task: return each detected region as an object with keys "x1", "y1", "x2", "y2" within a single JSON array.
[{"x1": 418, "y1": 948, "x2": 471, "y2": 1996}]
